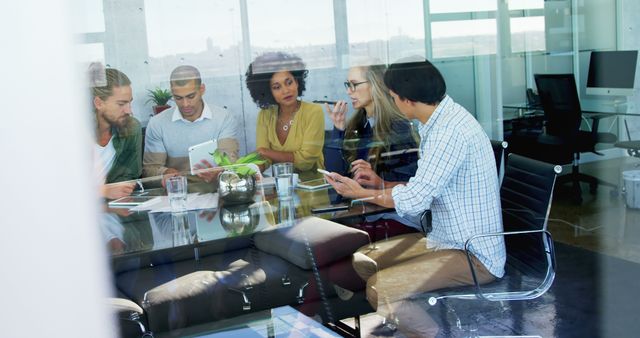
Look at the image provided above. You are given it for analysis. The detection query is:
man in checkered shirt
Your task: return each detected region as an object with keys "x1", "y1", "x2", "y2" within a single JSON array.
[{"x1": 325, "y1": 59, "x2": 505, "y2": 333}]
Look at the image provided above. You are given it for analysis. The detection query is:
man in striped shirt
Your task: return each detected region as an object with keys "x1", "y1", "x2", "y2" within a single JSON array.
[{"x1": 325, "y1": 59, "x2": 505, "y2": 333}]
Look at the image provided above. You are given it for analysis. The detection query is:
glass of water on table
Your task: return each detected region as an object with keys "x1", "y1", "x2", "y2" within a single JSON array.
[
  {"x1": 167, "y1": 176, "x2": 188, "y2": 212},
  {"x1": 272, "y1": 162, "x2": 294, "y2": 199}
]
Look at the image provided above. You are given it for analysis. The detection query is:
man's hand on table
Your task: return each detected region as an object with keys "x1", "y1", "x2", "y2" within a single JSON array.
[
  {"x1": 161, "y1": 168, "x2": 181, "y2": 188},
  {"x1": 198, "y1": 209, "x2": 217, "y2": 222},
  {"x1": 193, "y1": 160, "x2": 223, "y2": 183},
  {"x1": 102, "y1": 181, "x2": 136, "y2": 200}
]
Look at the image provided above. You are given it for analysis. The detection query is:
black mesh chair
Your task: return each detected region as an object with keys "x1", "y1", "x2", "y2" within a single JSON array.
[
  {"x1": 426, "y1": 154, "x2": 561, "y2": 305},
  {"x1": 509, "y1": 74, "x2": 617, "y2": 203}
]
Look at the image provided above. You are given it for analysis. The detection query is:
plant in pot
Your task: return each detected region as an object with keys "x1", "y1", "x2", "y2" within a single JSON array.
[
  {"x1": 215, "y1": 150, "x2": 267, "y2": 205},
  {"x1": 146, "y1": 87, "x2": 172, "y2": 115}
]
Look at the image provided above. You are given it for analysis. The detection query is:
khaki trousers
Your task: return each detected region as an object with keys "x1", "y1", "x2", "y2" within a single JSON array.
[{"x1": 352, "y1": 233, "x2": 495, "y2": 310}]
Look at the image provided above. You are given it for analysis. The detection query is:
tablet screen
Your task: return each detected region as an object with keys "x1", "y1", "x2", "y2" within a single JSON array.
[
  {"x1": 109, "y1": 195, "x2": 158, "y2": 207},
  {"x1": 297, "y1": 178, "x2": 330, "y2": 190}
]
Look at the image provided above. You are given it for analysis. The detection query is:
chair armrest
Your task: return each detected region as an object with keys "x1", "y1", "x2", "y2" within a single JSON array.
[{"x1": 461, "y1": 229, "x2": 555, "y2": 301}]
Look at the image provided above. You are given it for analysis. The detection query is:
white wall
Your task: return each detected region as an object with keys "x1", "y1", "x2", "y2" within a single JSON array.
[{"x1": 0, "y1": 0, "x2": 114, "y2": 337}]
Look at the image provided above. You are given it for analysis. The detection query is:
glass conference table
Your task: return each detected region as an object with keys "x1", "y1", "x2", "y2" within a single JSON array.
[
  {"x1": 104, "y1": 175, "x2": 389, "y2": 336},
  {"x1": 102, "y1": 177, "x2": 391, "y2": 260}
]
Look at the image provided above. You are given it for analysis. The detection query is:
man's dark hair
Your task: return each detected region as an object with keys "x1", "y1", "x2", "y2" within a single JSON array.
[
  {"x1": 170, "y1": 65, "x2": 202, "y2": 87},
  {"x1": 383, "y1": 59, "x2": 446, "y2": 105},
  {"x1": 245, "y1": 52, "x2": 308, "y2": 109}
]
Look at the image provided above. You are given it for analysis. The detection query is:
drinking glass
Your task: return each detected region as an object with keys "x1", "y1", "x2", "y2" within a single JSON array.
[
  {"x1": 272, "y1": 162, "x2": 294, "y2": 198},
  {"x1": 278, "y1": 198, "x2": 296, "y2": 227},
  {"x1": 167, "y1": 176, "x2": 188, "y2": 212}
]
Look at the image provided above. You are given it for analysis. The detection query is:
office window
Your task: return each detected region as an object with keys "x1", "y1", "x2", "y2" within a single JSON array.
[
  {"x1": 247, "y1": 0, "x2": 336, "y2": 69},
  {"x1": 144, "y1": 0, "x2": 242, "y2": 78},
  {"x1": 508, "y1": 0, "x2": 545, "y2": 53},
  {"x1": 430, "y1": 0, "x2": 496, "y2": 14},
  {"x1": 510, "y1": 16, "x2": 545, "y2": 53},
  {"x1": 509, "y1": 0, "x2": 543, "y2": 11},
  {"x1": 347, "y1": 0, "x2": 425, "y2": 63},
  {"x1": 431, "y1": 19, "x2": 497, "y2": 58}
]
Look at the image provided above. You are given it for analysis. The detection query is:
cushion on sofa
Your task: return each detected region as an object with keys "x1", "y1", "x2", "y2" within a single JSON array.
[{"x1": 253, "y1": 216, "x2": 370, "y2": 270}]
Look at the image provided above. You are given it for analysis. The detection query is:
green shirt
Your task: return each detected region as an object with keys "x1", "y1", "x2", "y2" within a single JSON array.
[{"x1": 106, "y1": 116, "x2": 142, "y2": 183}]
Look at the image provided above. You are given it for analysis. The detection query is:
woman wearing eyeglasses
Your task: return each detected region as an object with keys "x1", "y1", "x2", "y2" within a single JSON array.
[
  {"x1": 246, "y1": 52, "x2": 325, "y2": 173},
  {"x1": 324, "y1": 63, "x2": 418, "y2": 182},
  {"x1": 323, "y1": 64, "x2": 420, "y2": 240}
]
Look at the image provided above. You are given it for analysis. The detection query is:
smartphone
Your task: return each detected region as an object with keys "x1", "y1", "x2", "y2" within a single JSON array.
[
  {"x1": 317, "y1": 168, "x2": 331, "y2": 176},
  {"x1": 312, "y1": 100, "x2": 337, "y2": 105},
  {"x1": 311, "y1": 203, "x2": 349, "y2": 213}
]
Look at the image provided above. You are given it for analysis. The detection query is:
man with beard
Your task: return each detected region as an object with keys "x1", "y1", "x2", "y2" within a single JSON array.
[{"x1": 91, "y1": 66, "x2": 142, "y2": 199}]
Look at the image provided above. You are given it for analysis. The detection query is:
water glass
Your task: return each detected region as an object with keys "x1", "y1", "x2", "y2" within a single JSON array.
[
  {"x1": 278, "y1": 198, "x2": 296, "y2": 227},
  {"x1": 167, "y1": 176, "x2": 188, "y2": 212},
  {"x1": 273, "y1": 162, "x2": 294, "y2": 198},
  {"x1": 172, "y1": 212, "x2": 193, "y2": 246}
]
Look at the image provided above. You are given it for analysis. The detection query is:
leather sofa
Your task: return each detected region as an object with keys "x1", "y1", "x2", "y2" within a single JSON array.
[{"x1": 111, "y1": 216, "x2": 373, "y2": 335}]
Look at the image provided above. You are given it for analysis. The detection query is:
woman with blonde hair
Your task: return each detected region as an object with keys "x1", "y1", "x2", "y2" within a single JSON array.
[
  {"x1": 324, "y1": 63, "x2": 418, "y2": 182},
  {"x1": 324, "y1": 63, "x2": 419, "y2": 239}
]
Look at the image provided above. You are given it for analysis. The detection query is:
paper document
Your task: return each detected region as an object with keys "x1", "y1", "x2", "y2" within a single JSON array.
[{"x1": 129, "y1": 193, "x2": 219, "y2": 213}]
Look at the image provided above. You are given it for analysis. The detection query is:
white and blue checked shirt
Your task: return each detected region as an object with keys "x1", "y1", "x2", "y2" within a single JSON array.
[{"x1": 391, "y1": 95, "x2": 506, "y2": 278}]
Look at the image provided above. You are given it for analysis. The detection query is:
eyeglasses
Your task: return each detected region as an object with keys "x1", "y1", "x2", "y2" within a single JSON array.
[{"x1": 343, "y1": 81, "x2": 369, "y2": 91}]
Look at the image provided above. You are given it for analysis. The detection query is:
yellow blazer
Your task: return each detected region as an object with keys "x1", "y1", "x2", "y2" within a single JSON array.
[{"x1": 256, "y1": 100, "x2": 325, "y2": 172}]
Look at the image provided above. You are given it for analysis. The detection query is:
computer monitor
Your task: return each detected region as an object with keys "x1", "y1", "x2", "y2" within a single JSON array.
[{"x1": 586, "y1": 50, "x2": 638, "y2": 96}]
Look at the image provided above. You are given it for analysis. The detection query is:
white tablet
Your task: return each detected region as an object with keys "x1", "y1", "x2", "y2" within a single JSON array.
[
  {"x1": 188, "y1": 139, "x2": 218, "y2": 175},
  {"x1": 108, "y1": 195, "x2": 159, "y2": 208},
  {"x1": 297, "y1": 178, "x2": 331, "y2": 191}
]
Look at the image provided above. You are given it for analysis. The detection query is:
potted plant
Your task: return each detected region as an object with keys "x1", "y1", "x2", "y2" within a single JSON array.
[{"x1": 146, "y1": 87, "x2": 172, "y2": 115}]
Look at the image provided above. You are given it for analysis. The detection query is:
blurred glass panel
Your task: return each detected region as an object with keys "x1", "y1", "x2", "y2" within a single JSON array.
[
  {"x1": 509, "y1": 0, "x2": 544, "y2": 11},
  {"x1": 432, "y1": 19, "x2": 497, "y2": 58},
  {"x1": 247, "y1": 0, "x2": 336, "y2": 69},
  {"x1": 511, "y1": 16, "x2": 545, "y2": 53},
  {"x1": 347, "y1": 0, "x2": 425, "y2": 63},
  {"x1": 74, "y1": 43, "x2": 105, "y2": 66},
  {"x1": 430, "y1": 0, "x2": 496, "y2": 14},
  {"x1": 72, "y1": 0, "x2": 105, "y2": 34}
]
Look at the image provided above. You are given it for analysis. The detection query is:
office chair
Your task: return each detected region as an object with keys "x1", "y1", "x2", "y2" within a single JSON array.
[
  {"x1": 509, "y1": 74, "x2": 617, "y2": 203},
  {"x1": 426, "y1": 154, "x2": 561, "y2": 305},
  {"x1": 490, "y1": 140, "x2": 508, "y2": 184}
]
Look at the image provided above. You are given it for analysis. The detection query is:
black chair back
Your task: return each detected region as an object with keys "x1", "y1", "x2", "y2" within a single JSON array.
[
  {"x1": 500, "y1": 153, "x2": 561, "y2": 275},
  {"x1": 490, "y1": 140, "x2": 508, "y2": 178},
  {"x1": 534, "y1": 74, "x2": 582, "y2": 139}
]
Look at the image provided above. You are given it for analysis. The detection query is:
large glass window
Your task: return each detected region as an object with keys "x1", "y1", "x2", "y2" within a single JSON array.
[
  {"x1": 430, "y1": 0, "x2": 496, "y2": 14},
  {"x1": 346, "y1": 0, "x2": 424, "y2": 63},
  {"x1": 144, "y1": 0, "x2": 243, "y2": 78},
  {"x1": 431, "y1": 19, "x2": 497, "y2": 58},
  {"x1": 508, "y1": 0, "x2": 545, "y2": 53},
  {"x1": 247, "y1": 0, "x2": 336, "y2": 69}
]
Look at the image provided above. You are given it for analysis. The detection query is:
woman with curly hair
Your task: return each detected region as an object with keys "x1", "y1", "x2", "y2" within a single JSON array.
[
  {"x1": 324, "y1": 63, "x2": 418, "y2": 183},
  {"x1": 245, "y1": 52, "x2": 324, "y2": 173}
]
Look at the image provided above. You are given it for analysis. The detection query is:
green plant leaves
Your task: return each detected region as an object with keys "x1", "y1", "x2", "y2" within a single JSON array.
[
  {"x1": 212, "y1": 150, "x2": 267, "y2": 176},
  {"x1": 146, "y1": 87, "x2": 172, "y2": 106}
]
